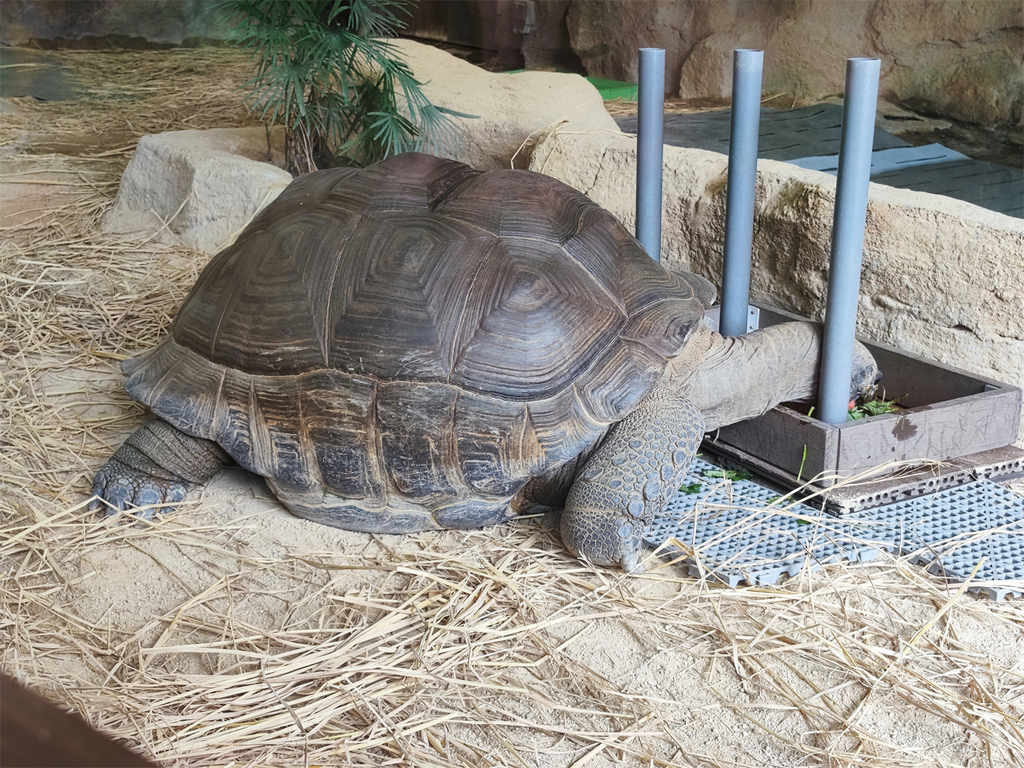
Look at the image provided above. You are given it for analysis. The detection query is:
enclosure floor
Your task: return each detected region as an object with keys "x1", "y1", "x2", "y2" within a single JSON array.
[{"x1": 2, "y1": 48, "x2": 1023, "y2": 768}]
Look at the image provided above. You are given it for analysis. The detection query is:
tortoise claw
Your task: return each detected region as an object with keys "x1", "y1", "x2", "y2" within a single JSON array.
[
  {"x1": 619, "y1": 550, "x2": 644, "y2": 574},
  {"x1": 90, "y1": 457, "x2": 190, "y2": 519}
]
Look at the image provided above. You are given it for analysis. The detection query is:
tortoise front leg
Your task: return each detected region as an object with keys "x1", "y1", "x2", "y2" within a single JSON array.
[
  {"x1": 561, "y1": 389, "x2": 704, "y2": 572},
  {"x1": 90, "y1": 419, "x2": 227, "y2": 517}
]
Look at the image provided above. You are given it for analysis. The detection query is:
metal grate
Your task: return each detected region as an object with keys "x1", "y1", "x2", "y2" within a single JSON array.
[{"x1": 645, "y1": 456, "x2": 1024, "y2": 599}]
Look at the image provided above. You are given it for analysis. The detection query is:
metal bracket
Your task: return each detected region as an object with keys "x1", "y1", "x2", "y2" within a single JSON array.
[{"x1": 702, "y1": 304, "x2": 760, "y2": 334}]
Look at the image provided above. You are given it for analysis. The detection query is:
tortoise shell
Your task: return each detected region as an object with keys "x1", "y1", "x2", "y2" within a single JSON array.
[{"x1": 122, "y1": 153, "x2": 714, "y2": 532}]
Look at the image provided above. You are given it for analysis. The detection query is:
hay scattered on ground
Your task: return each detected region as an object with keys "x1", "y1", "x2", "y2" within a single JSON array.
[
  {"x1": 1, "y1": 48, "x2": 1023, "y2": 768},
  {"x1": 0, "y1": 47, "x2": 256, "y2": 151}
]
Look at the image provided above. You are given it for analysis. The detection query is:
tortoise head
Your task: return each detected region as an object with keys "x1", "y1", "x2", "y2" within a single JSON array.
[{"x1": 850, "y1": 342, "x2": 883, "y2": 403}]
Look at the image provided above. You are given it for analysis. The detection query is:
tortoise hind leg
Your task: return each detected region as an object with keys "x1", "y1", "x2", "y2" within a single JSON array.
[
  {"x1": 90, "y1": 419, "x2": 227, "y2": 517},
  {"x1": 561, "y1": 389, "x2": 704, "y2": 572}
]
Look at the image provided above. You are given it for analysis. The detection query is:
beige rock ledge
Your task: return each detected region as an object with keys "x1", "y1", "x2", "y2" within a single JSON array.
[
  {"x1": 101, "y1": 127, "x2": 291, "y2": 255},
  {"x1": 531, "y1": 129, "x2": 1024, "y2": 444},
  {"x1": 388, "y1": 38, "x2": 620, "y2": 170}
]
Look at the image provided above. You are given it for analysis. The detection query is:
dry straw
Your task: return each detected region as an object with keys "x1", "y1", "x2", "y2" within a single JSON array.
[{"x1": 1, "y1": 48, "x2": 1022, "y2": 768}]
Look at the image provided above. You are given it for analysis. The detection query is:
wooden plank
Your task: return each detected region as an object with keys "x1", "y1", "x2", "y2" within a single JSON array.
[
  {"x1": 759, "y1": 306, "x2": 1012, "y2": 408},
  {"x1": 867, "y1": 343, "x2": 989, "y2": 407},
  {"x1": 822, "y1": 444, "x2": 1024, "y2": 512},
  {"x1": 702, "y1": 441, "x2": 1024, "y2": 514},
  {"x1": 834, "y1": 388, "x2": 1023, "y2": 475},
  {"x1": 715, "y1": 405, "x2": 838, "y2": 482},
  {"x1": 405, "y1": 1, "x2": 450, "y2": 43}
]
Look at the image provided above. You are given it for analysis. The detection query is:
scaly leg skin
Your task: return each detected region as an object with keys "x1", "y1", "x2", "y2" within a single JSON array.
[
  {"x1": 90, "y1": 419, "x2": 228, "y2": 518},
  {"x1": 561, "y1": 389, "x2": 704, "y2": 573}
]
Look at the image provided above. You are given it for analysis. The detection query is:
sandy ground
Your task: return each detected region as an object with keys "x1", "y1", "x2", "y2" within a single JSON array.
[{"x1": 1, "y1": 48, "x2": 1023, "y2": 768}]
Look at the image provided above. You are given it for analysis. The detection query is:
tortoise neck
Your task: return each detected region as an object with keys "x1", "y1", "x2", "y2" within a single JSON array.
[{"x1": 665, "y1": 321, "x2": 822, "y2": 432}]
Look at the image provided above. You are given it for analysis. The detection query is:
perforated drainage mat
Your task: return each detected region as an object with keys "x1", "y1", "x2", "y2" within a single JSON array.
[{"x1": 645, "y1": 456, "x2": 1024, "y2": 600}]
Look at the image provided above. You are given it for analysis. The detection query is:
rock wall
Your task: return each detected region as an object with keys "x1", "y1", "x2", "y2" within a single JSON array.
[
  {"x1": 0, "y1": 0, "x2": 226, "y2": 47},
  {"x1": 530, "y1": 129, "x2": 1024, "y2": 444},
  {"x1": 562, "y1": 0, "x2": 1023, "y2": 137},
  {"x1": 566, "y1": 0, "x2": 704, "y2": 90},
  {"x1": 520, "y1": 0, "x2": 584, "y2": 73}
]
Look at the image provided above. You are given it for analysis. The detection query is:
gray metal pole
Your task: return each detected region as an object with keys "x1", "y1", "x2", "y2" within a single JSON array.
[
  {"x1": 636, "y1": 47, "x2": 665, "y2": 261},
  {"x1": 818, "y1": 58, "x2": 881, "y2": 425},
  {"x1": 719, "y1": 49, "x2": 764, "y2": 337}
]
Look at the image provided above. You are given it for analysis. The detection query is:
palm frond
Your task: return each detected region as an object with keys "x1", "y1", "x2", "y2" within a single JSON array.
[{"x1": 218, "y1": 0, "x2": 466, "y2": 171}]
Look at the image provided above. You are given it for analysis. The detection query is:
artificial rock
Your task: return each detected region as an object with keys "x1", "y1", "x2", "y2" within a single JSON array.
[
  {"x1": 101, "y1": 127, "x2": 291, "y2": 255},
  {"x1": 387, "y1": 38, "x2": 619, "y2": 169},
  {"x1": 562, "y1": 0, "x2": 1022, "y2": 137}
]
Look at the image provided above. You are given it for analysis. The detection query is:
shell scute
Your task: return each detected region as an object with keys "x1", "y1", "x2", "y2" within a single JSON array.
[
  {"x1": 301, "y1": 371, "x2": 384, "y2": 501},
  {"x1": 447, "y1": 235, "x2": 625, "y2": 400},
  {"x1": 376, "y1": 381, "x2": 462, "y2": 500},
  {"x1": 453, "y1": 391, "x2": 544, "y2": 497}
]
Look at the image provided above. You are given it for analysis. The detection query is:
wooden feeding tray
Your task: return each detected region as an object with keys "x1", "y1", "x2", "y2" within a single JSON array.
[{"x1": 703, "y1": 306, "x2": 1024, "y2": 512}]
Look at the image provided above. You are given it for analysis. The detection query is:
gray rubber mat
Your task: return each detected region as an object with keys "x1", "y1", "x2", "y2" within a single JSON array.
[
  {"x1": 616, "y1": 104, "x2": 1023, "y2": 218},
  {"x1": 645, "y1": 454, "x2": 1024, "y2": 600},
  {"x1": 615, "y1": 103, "x2": 910, "y2": 159},
  {"x1": 0, "y1": 49, "x2": 77, "y2": 101},
  {"x1": 872, "y1": 156, "x2": 1022, "y2": 217},
  {"x1": 790, "y1": 142, "x2": 1024, "y2": 217}
]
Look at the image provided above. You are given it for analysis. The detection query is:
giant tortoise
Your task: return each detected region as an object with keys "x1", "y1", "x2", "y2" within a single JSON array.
[{"x1": 92, "y1": 152, "x2": 879, "y2": 571}]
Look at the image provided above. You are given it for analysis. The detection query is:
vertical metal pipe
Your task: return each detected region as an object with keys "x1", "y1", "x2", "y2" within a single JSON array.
[
  {"x1": 636, "y1": 47, "x2": 665, "y2": 261},
  {"x1": 719, "y1": 49, "x2": 764, "y2": 337},
  {"x1": 818, "y1": 58, "x2": 881, "y2": 425}
]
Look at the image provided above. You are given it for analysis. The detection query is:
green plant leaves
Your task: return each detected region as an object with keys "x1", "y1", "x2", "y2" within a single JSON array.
[
  {"x1": 217, "y1": 0, "x2": 464, "y2": 172},
  {"x1": 848, "y1": 397, "x2": 900, "y2": 420},
  {"x1": 702, "y1": 468, "x2": 752, "y2": 482}
]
